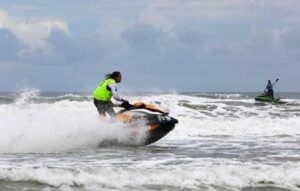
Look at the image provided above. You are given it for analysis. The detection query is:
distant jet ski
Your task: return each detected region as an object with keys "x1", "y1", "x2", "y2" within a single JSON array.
[
  {"x1": 255, "y1": 94, "x2": 286, "y2": 104},
  {"x1": 115, "y1": 102, "x2": 178, "y2": 145},
  {"x1": 255, "y1": 78, "x2": 286, "y2": 105}
]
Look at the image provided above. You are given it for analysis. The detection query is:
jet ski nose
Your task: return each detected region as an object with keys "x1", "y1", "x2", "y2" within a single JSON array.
[{"x1": 171, "y1": 117, "x2": 179, "y2": 124}]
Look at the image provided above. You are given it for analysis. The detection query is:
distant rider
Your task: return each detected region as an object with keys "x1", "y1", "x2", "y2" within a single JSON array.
[
  {"x1": 264, "y1": 80, "x2": 274, "y2": 99},
  {"x1": 93, "y1": 71, "x2": 130, "y2": 117}
]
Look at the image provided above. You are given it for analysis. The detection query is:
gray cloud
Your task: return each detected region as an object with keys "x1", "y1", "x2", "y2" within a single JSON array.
[
  {"x1": 122, "y1": 24, "x2": 164, "y2": 57},
  {"x1": 282, "y1": 28, "x2": 300, "y2": 52},
  {"x1": 47, "y1": 29, "x2": 107, "y2": 64},
  {"x1": 1, "y1": 1, "x2": 300, "y2": 92},
  {"x1": 0, "y1": 28, "x2": 22, "y2": 61}
]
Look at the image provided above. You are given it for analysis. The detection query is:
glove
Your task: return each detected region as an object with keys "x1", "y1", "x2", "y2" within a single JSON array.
[{"x1": 120, "y1": 100, "x2": 130, "y2": 109}]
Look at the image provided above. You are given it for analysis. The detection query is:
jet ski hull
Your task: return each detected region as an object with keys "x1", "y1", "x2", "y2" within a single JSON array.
[
  {"x1": 255, "y1": 95, "x2": 286, "y2": 104},
  {"x1": 143, "y1": 116, "x2": 177, "y2": 145},
  {"x1": 116, "y1": 109, "x2": 178, "y2": 145}
]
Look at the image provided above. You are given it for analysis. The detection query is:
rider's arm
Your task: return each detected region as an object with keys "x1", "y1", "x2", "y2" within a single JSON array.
[{"x1": 107, "y1": 84, "x2": 124, "y2": 102}]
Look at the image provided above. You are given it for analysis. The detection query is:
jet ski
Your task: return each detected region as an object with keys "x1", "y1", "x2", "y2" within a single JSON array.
[
  {"x1": 115, "y1": 102, "x2": 178, "y2": 145},
  {"x1": 255, "y1": 94, "x2": 286, "y2": 104},
  {"x1": 255, "y1": 78, "x2": 287, "y2": 104}
]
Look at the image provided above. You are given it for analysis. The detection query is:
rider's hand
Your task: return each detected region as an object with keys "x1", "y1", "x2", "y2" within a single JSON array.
[{"x1": 121, "y1": 100, "x2": 130, "y2": 109}]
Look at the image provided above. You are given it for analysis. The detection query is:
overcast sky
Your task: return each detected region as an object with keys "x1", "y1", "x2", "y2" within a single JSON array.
[{"x1": 0, "y1": 0, "x2": 300, "y2": 92}]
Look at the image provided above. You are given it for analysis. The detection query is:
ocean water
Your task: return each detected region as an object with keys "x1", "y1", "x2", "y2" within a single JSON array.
[{"x1": 0, "y1": 90, "x2": 300, "y2": 191}]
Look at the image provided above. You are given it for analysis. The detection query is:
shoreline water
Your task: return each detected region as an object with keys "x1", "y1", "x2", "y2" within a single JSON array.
[{"x1": 0, "y1": 91, "x2": 300, "y2": 191}]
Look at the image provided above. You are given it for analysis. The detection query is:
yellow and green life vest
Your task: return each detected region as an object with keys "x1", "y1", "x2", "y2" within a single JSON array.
[{"x1": 93, "y1": 78, "x2": 116, "y2": 101}]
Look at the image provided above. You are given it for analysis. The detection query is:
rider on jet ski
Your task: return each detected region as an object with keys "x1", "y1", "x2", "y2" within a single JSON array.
[
  {"x1": 264, "y1": 80, "x2": 274, "y2": 99},
  {"x1": 93, "y1": 71, "x2": 130, "y2": 117}
]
